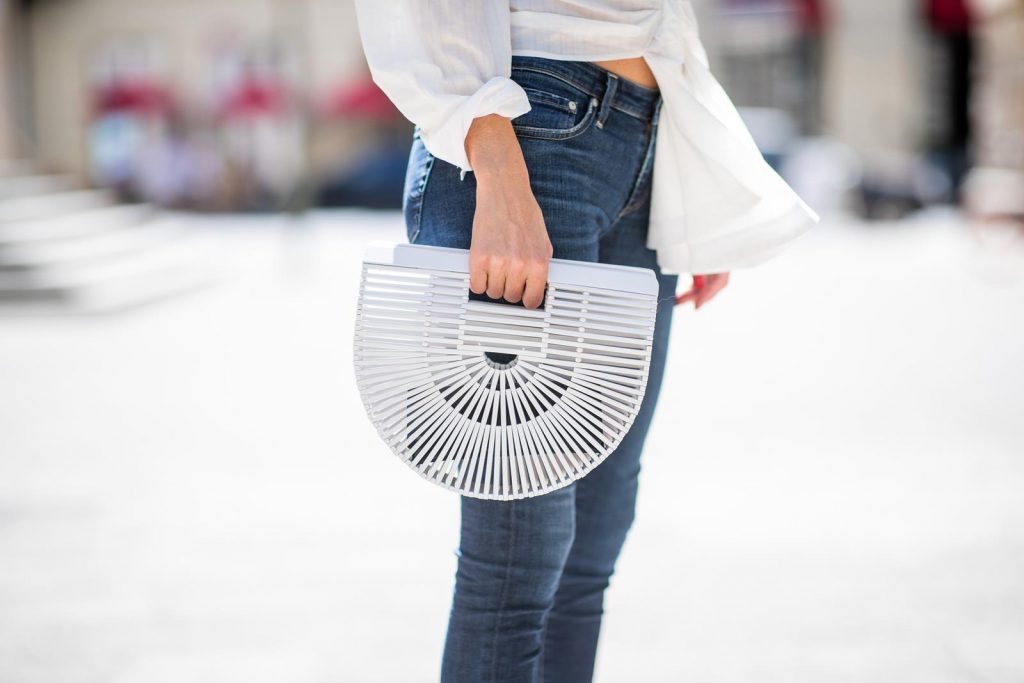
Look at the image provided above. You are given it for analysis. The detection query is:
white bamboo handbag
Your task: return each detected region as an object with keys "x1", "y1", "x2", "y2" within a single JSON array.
[{"x1": 354, "y1": 242, "x2": 659, "y2": 500}]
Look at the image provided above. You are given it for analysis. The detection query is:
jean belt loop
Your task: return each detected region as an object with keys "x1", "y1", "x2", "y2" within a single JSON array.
[{"x1": 595, "y1": 72, "x2": 619, "y2": 130}]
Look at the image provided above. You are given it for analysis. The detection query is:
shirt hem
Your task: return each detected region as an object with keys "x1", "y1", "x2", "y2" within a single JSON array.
[{"x1": 511, "y1": 48, "x2": 647, "y2": 63}]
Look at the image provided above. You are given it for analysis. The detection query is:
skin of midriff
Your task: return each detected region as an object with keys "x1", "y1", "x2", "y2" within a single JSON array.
[{"x1": 592, "y1": 57, "x2": 659, "y2": 90}]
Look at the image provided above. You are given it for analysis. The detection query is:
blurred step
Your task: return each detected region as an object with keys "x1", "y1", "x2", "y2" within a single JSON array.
[
  {"x1": 0, "y1": 221, "x2": 194, "y2": 290},
  {"x1": 0, "y1": 264, "x2": 215, "y2": 314},
  {"x1": 0, "y1": 215, "x2": 178, "y2": 268},
  {"x1": 0, "y1": 159, "x2": 37, "y2": 178},
  {"x1": 0, "y1": 229, "x2": 217, "y2": 313},
  {"x1": 74, "y1": 259, "x2": 216, "y2": 313},
  {"x1": 0, "y1": 204, "x2": 153, "y2": 244},
  {"x1": 0, "y1": 174, "x2": 78, "y2": 200},
  {"x1": 0, "y1": 189, "x2": 115, "y2": 223},
  {"x1": 0, "y1": 158, "x2": 214, "y2": 314}
]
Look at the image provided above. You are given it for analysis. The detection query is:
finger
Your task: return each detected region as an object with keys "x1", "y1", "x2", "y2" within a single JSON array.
[
  {"x1": 486, "y1": 258, "x2": 508, "y2": 300},
  {"x1": 695, "y1": 276, "x2": 727, "y2": 309},
  {"x1": 695, "y1": 285, "x2": 715, "y2": 309},
  {"x1": 675, "y1": 290, "x2": 698, "y2": 306},
  {"x1": 675, "y1": 284, "x2": 699, "y2": 306},
  {"x1": 469, "y1": 253, "x2": 489, "y2": 295},
  {"x1": 486, "y1": 271, "x2": 507, "y2": 301},
  {"x1": 503, "y1": 259, "x2": 527, "y2": 303},
  {"x1": 705, "y1": 275, "x2": 728, "y2": 299},
  {"x1": 522, "y1": 262, "x2": 548, "y2": 309}
]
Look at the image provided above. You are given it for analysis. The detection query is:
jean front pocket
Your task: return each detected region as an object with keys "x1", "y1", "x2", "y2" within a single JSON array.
[
  {"x1": 515, "y1": 88, "x2": 577, "y2": 130},
  {"x1": 511, "y1": 69, "x2": 599, "y2": 141}
]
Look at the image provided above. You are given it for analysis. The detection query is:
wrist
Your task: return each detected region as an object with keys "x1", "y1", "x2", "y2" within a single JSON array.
[{"x1": 466, "y1": 115, "x2": 526, "y2": 182}]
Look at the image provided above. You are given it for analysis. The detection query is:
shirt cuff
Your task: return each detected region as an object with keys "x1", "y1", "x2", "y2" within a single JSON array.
[{"x1": 419, "y1": 76, "x2": 532, "y2": 174}]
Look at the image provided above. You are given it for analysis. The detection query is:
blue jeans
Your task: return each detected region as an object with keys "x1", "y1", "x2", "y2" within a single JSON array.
[{"x1": 402, "y1": 56, "x2": 677, "y2": 683}]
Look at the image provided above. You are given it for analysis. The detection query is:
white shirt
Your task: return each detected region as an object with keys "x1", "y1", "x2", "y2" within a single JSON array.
[{"x1": 354, "y1": 1, "x2": 818, "y2": 275}]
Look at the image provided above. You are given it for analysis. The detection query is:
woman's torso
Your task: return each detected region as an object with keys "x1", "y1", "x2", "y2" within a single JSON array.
[
  {"x1": 509, "y1": 1, "x2": 663, "y2": 60},
  {"x1": 593, "y1": 58, "x2": 659, "y2": 89},
  {"x1": 509, "y1": 1, "x2": 664, "y2": 89}
]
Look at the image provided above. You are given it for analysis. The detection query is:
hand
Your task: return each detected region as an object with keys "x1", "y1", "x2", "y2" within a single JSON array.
[
  {"x1": 675, "y1": 273, "x2": 730, "y2": 310},
  {"x1": 465, "y1": 114, "x2": 552, "y2": 309}
]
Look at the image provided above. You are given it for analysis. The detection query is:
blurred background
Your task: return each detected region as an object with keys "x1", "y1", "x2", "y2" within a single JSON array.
[{"x1": 1, "y1": 0, "x2": 1022, "y2": 681}]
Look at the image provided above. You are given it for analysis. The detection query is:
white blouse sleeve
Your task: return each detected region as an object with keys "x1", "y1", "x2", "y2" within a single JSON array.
[{"x1": 353, "y1": 1, "x2": 531, "y2": 173}]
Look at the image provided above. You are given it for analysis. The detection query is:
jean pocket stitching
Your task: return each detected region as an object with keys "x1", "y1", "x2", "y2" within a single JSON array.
[
  {"x1": 519, "y1": 87, "x2": 576, "y2": 115},
  {"x1": 513, "y1": 96, "x2": 599, "y2": 141},
  {"x1": 510, "y1": 65, "x2": 591, "y2": 100}
]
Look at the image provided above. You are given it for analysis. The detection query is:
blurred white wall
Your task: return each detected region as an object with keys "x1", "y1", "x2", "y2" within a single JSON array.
[
  {"x1": 0, "y1": 0, "x2": 22, "y2": 158},
  {"x1": 821, "y1": 0, "x2": 929, "y2": 169},
  {"x1": 691, "y1": 0, "x2": 929, "y2": 169}
]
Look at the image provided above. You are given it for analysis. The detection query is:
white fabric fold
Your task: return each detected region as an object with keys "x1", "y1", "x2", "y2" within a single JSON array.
[
  {"x1": 420, "y1": 77, "x2": 532, "y2": 173},
  {"x1": 643, "y1": 1, "x2": 819, "y2": 274},
  {"x1": 353, "y1": 1, "x2": 531, "y2": 172}
]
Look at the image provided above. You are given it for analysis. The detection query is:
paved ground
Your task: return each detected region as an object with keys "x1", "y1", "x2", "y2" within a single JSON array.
[{"x1": 1, "y1": 209, "x2": 1023, "y2": 683}]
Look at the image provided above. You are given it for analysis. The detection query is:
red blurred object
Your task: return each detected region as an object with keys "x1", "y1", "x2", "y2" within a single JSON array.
[
  {"x1": 926, "y1": 0, "x2": 972, "y2": 33},
  {"x1": 219, "y1": 77, "x2": 289, "y2": 120},
  {"x1": 792, "y1": 0, "x2": 827, "y2": 34},
  {"x1": 94, "y1": 79, "x2": 173, "y2": 117},
  {"x1": 692, "y1": 275, "x2": 707, "y2": 289},
  {"x1": 323, "y1": 77, "x2": 402, "y2": 121}
]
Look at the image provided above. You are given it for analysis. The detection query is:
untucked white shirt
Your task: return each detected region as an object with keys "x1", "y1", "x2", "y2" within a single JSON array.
[{"x1": 354, "y1": 1, "x2": 818, "y2": 275}]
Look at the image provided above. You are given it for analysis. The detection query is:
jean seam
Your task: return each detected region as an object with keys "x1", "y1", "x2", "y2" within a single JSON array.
[
  {"x1": 408, "y1": 153, "x2": 434, "y2": 244},
  {"x1": 538, "y1": 574, "x2": 551, "y2": 683},
  {"x1": 595, "y1": 73, "x2": 619, "y2": 130},
  {"x1": 616, "y1": 99, "x2": 662, "y2": 220},
  {"x1": 491, "y1": 500, "x2": 516, "y2": 682}
]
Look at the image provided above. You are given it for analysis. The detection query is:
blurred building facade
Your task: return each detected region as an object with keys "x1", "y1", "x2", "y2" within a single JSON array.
[
  {"x1": 0, "y1": 0, "x2": 1008, "y2": 215},
  {"x1": 962, "y1": 0, "x2": 1024, "y2": 219},
  {"x1": 3, "y1": 0, "x2": 407, "y2": 210}
]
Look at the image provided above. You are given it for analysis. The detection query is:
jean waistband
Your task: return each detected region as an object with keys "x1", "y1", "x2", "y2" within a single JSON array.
[{"x1": 510, "y1": 55, "x2": 661, "y2": 123}]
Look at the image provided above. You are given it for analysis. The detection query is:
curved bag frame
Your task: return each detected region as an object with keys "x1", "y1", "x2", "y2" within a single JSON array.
[{"x1": 354, "y1": 243, "x2": 658, "y2": 500}]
